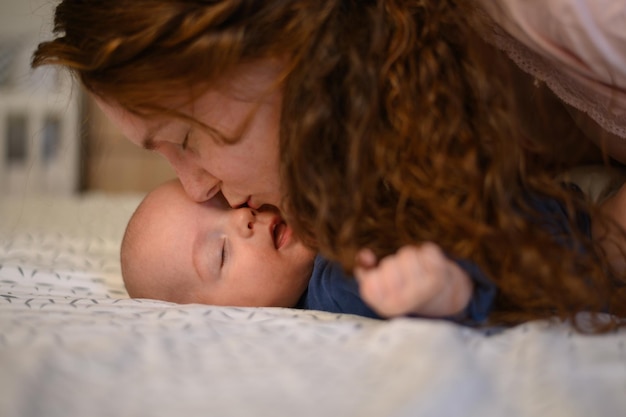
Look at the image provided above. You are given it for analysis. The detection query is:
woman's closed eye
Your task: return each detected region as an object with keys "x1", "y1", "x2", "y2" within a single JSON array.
[{"x1": 220, "y1": 237, "x2": 227, "y2": 269}]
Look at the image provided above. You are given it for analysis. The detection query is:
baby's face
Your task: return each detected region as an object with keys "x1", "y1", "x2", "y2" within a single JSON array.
[{"x1": 124, "y1": 180, "x2": 315, "y2": 307}]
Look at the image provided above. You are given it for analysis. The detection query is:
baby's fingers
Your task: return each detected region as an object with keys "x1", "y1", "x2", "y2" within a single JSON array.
[
  {"x1": 356, "y1": 253, "x2": 410, "y2": 317},
  {"x1": 355, "y1": 264, "x2": 385, "y2": 307},
  {"x1": 355, "y1": 248, "x2": 378, "y2": 270},
  {"x1": 354, "y1": 249, "x2": 379, "y2": 295}
]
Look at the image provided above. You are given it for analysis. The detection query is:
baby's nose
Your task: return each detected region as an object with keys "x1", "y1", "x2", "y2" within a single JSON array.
[{"x1": 234, "y1": 208, "x2": 257, "y2": 236}]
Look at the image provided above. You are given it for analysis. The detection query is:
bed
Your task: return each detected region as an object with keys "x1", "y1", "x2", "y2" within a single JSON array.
[{"x1": 1, "y1": 187, "x2": 625, "y2": 417}]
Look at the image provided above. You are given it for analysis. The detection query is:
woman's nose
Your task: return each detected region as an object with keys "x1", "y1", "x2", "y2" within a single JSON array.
[
  {"x1": 176, "y1": 165, "x2": 220, "y2": 203},
  {"x1": 154, "y1": 142, "x2": 220, "y2": 203}
]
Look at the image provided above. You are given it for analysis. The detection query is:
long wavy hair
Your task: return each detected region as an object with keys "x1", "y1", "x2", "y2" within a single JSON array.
[{"x1": 33, "y1": 0, "x2": 626, "y2": 330}]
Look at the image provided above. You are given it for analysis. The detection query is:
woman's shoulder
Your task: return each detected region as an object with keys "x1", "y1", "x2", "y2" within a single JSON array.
[{"x1": 477, "y1": 0, "x2": 626, "y2": 138}]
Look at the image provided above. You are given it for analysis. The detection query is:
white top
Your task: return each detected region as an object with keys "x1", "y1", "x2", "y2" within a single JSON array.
[{"x1": 477, "y1": 0, "x2": 626, "y2": 138}]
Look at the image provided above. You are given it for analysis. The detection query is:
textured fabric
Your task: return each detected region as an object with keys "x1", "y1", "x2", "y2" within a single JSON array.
[
  {"x1": 1, "y1": 193, "x2": 626, "y2": 417},
  {"x1": 478, "y1": 0, "x2": 626, "y2": 138}
]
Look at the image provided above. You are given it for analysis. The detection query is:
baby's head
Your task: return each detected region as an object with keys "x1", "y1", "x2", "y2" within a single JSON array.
[{"x1": 121, "y1": 179, "x2": 315, "y2": 307}]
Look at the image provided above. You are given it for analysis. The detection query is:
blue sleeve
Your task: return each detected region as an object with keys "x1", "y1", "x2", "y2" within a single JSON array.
[
  {"x1": 452, "y1": 258, "x2": 497, "y2": 325},
  {"x1": 447, "y1": 182, "x2": 591, "y2": 325},
  {"x1": 296, "y1": 256, "x2": 381, "y2": 319},
  {"x1": 529, "y1": 183, "x2": 592, "y2": 245},
  {"x1": 298, "y1": 255, "x2": 496, "y2": 324}
]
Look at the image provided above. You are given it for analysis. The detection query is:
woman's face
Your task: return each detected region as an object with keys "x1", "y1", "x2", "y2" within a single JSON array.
[{"x1": 96, "y1": 62, "x2": 284, "y2": 209}]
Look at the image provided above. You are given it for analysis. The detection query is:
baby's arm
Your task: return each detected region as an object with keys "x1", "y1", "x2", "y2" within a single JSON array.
[{"x1": 354, "y1": 243, "x2": 473, "y2": 319}]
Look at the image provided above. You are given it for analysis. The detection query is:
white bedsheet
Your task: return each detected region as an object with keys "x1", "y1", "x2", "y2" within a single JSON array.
[{"x1": 1, "y1": 194, "x2": 625, "y2": 417}]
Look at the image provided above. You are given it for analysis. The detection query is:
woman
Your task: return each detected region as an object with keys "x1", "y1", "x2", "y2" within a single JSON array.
[{"x1": 33, "y1": 0, "x2": 626, "y2": 329}]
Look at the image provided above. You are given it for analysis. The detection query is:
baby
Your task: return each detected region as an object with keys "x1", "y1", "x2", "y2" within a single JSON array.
[
  {"x1": 122, "y1": 179, "x2": 315, "y2": 308},
  {"x1": 121, "y1": 179, "x2": 487, "y2": 321},
  {"x1": 122, "y1": 175, "x2": 626, "y2": 324}
]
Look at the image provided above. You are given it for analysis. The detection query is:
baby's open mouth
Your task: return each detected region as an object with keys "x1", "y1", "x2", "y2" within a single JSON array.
[
  {"x1": 272, "y1": 220, "x2": 287, "y2": 249},
  {"x1": 259, "y1": 204, "x2": 290, "y2": 250}
]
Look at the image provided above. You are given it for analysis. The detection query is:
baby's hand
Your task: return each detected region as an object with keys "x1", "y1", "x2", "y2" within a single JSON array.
[{"x1": 354, "y1": 243, "x2": 473, "y2": 318}]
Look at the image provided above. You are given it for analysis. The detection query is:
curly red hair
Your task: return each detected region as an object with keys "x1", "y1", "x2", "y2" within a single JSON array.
[{"x1": 33, "y1": 0, "x2": 626, "y2": 330}]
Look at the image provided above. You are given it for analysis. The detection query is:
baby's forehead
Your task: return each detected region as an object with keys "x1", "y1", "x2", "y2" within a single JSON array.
[
  {"x1": 151, "y1": 180, "x2": 188, "y2": 202},
  {"x1": 140, "y1": 182, "x2": 195, "y2": 221}
]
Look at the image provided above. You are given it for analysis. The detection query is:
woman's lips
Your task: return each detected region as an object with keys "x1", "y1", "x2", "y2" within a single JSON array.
[
  {"x1": 228, "y1": 195, "x2": 254, "y2": 209},
  {"x1": 245, "y1": 196, "x2": 260, "y2": 209}
]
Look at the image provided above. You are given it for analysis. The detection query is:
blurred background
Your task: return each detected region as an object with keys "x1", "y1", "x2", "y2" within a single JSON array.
[{"x1": 0, "y1": 0, "x2": 175, "y2": 195}]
